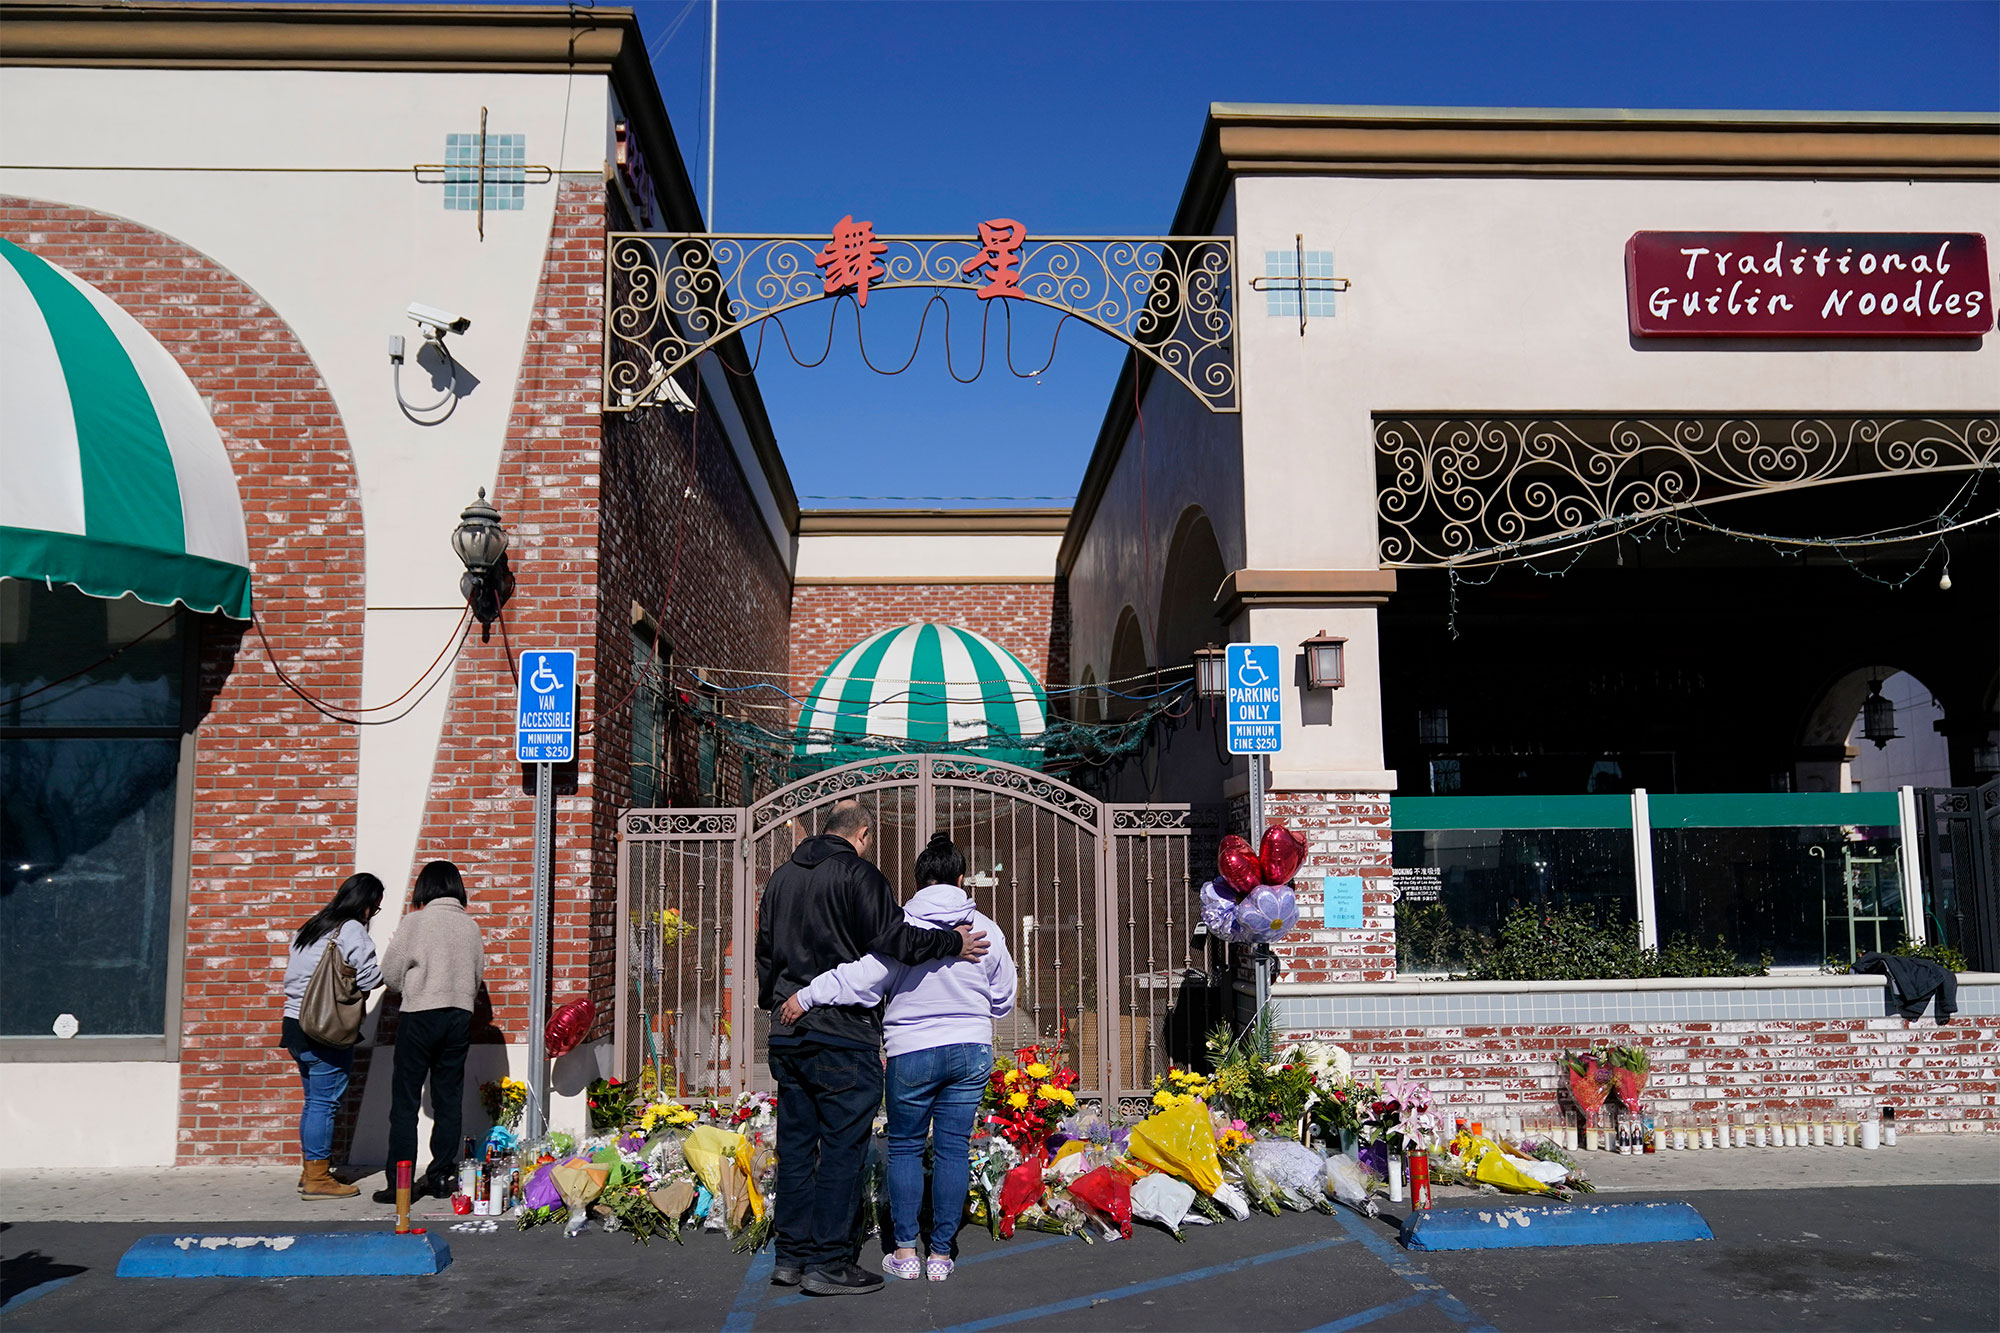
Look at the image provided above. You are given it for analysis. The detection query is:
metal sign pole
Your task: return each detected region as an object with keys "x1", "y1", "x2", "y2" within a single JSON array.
[{"x1": 526, "y1": 761, "x2": 554, "y2": 1138}]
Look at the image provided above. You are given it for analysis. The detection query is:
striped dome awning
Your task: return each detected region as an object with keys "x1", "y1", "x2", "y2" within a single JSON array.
[
  {"x1": 796, "y1": 623, "x2": 1049, "y2": 769},
  {"x1": 0, "y1": 237, "x2": 251, "y2": 619}
]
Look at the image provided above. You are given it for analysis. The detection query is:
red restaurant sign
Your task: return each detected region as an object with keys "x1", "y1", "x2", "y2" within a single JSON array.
[{"x1": 1626, "y1": 232, "x2": 1991, "y2": 338}]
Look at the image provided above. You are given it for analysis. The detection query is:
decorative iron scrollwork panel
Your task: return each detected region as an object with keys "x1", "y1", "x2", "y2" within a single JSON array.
[
  {"x1": 1376, "y1": 415, "x2": 1999, "y2": 567},
  {"x1": 606, "y1": 233, "x2": 1238, "y2": 413},
  {"x1": 623, "y1": 809, "x2": 740, "y2": 839}
]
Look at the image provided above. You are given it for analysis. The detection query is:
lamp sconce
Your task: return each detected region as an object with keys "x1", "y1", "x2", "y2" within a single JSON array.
[
  {"x1": 452, "y1": 487, "x2": 514, "y2": 633},
  {"x1": 1192, "y1": 643, "x2": 1227, "y2": 702},
  {"x1": 1301, "y1": 631, "x2": 1347, "y2": 690},
  {"x1": 1861, "y1": 678, "x2": 1899, "y2": 750}
]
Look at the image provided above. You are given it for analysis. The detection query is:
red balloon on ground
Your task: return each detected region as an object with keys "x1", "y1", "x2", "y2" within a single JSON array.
[
  {"x1": 1217, "y1": 835, "x2": 1263, "y2": 897},
  {"x1": 545, "y1": 997, "x2": 596, "y2": 1057},
  {"x1": 1259, "y1": 824, "x2": 1308, "y2": 886}
]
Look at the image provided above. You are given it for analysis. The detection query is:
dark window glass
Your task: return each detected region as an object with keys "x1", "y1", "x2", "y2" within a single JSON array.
[
  {"x1": 1, "y1": 737, "x2": 180, "y2": 1035},
  {"x1": 1651, "y1": 827, "x2": 1905, "y2": 969},
  {"x1": 1, "y1": 584, "x2": 183, "y2": 728},
  {"x1": 630, "y1": 630, "x2": 663, "y2": 809},
  {"x1": 1, "y1": 582, "x2": 185, "y2": 1040},
  {"x1": 1392, "y1": 828, "x2": 1636, "y2": 974}
]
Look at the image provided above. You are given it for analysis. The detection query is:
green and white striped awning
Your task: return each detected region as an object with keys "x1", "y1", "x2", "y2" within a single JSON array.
[
  {"x1": 796, "y1": 623, "x2": 1049, "y2": 769},
  {"x1": 0, "y1": 237, "x2": 251, "y2": 618}
]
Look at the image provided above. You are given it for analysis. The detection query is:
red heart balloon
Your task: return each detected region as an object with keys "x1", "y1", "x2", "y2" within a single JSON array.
[
  {"x1": 544, "y1": 997, "x2": 596, "y2": 1058},
  {"x1": 1217, "y1": 835, "x2": 1263, "y2": 897},
  {"x1": 1259, "y1": 824, "x2": 1307, "y2": 886}
]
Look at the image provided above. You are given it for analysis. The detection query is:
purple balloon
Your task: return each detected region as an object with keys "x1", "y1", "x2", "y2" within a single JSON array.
[
  {"x1": 1200, "y1": 879, "x2": 1243, "y2": 940},
  {"x1": 1237, "y1": 886, "x2": 1300, "y2": 943}
]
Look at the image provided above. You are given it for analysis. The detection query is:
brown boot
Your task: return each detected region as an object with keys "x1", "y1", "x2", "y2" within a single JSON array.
[{"x1": 300, "y1": 1159, "x2": 359, "y2": 1200}]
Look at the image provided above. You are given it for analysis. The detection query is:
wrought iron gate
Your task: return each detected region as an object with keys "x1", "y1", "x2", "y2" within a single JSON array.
[
  {"x1": 1916, "y1": 780, "x2": 2000, "y2": 972},
  {"x1": 616, "y1": 755, "x2": 1203, "y2": 1116}
]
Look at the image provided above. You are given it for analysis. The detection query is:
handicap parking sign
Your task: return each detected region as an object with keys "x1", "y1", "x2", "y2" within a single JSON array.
[
  {"x1": 1225, "y1": 643, "x2": 1283, "y2": 755},
  {"x1": 516, "y1": 649, "x2": 577, "y2": 764}
]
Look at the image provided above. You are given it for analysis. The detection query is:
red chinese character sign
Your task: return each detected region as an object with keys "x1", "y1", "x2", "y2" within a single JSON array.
[
  {"x1": 1627, "y1": 232, "x2": 1992, "y2": 338},
  {"x1": 961, "y1": 219, "x2": 1027, "y2": 299},
  {"x1": 605, "y1": 224, "x2": 1239, "y2": 413},
  {"x1": 814, "y1": 215, "x2": 889, "y2": 307}
]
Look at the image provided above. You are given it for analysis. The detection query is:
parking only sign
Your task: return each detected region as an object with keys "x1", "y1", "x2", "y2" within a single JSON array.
[
  {"x1": 1225, "y1": 643, "x2": 1283, "y2": 755},
  {"x1": 516, "y1": 649, "x2": 577, "y2": 764}
]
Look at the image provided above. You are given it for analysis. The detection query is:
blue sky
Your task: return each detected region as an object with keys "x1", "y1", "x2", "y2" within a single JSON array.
[{"x1": 634, "y1": 0, "x2": 2000, "y2": 508}]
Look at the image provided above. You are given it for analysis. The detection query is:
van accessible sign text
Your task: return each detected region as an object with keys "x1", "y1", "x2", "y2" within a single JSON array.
[{"x1": 1626, "y1": 232, "x2": 1991, "y2": 338}]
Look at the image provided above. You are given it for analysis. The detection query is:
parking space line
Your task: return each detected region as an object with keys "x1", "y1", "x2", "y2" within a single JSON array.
[
  {"x1": 720, "y1": 1246, "x2": 775, "y2": 1333},
  {"x1": 1330, "y1": 1209, "x2": 1496, "y2": 1332},
  {"x1": 934, "y1": 1234, "x2": 1356, "y2": 1332},
  {"x1": 758, "y1": 1235, "x2": 1080, "y2": 1312},
  {"x1": 1300, "y1": 1290, "x2": 1436, "y2": 1331}
]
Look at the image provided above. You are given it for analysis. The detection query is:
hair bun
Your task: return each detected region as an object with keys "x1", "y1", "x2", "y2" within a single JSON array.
[{"x1": 925, "y1": 831, "x2": 953, "y2": 848}]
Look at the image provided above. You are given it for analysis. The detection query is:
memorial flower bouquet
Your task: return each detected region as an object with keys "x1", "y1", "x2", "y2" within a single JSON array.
[
  {"x1": 981, "y1": 1043, "x2": 1078, "y2": 1154},
  {"x1": 479, "y1": 1075, "x2": 528, "y2": 1129},
  {"x1": 1151, "y1": 1066, "x2": 1217, "y2": 1111},
  {"x1": 1205, "y1": 1008, "x2": 1320, "y2": 1138},
  {"x1": 1607, "y1": 1044, "x2": 1650, "y2": 1115},
  {"x1": 1562, "y1": 1049, "x2": 1611, "y2": 1134},
  {"x1": 1358, "y1": 1074, "x2": 1437, "y2": 1178},
  {"x1": 586, "y1": 1076, "x2": 639, "y2": 1134},
  {"x1": 636, "y1": 1097, "x2": 699, "y2": 1135}
]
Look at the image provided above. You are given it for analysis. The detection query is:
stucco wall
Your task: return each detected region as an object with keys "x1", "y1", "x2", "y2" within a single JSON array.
[{"x1": 0, "y1": 65, "x2": 617, "y2": 954}]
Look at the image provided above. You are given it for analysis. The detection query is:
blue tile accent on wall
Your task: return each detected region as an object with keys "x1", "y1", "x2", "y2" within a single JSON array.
[
  {"x1": 1274, "y1": 981, "x2": 1996, "y2": 1030},
  {"x1": 444, "y1": 132, "x2": 526, "y2": 212}
]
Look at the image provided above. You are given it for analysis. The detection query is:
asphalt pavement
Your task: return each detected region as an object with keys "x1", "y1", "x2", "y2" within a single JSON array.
[{"x1": 3, "y1": 1183, "x2": 1996, "y2": 1332}]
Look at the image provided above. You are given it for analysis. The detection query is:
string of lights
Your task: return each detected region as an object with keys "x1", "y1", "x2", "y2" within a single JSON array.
[{"x1": 1441, "y1": 467, "x2": 1996, "y2": 635}]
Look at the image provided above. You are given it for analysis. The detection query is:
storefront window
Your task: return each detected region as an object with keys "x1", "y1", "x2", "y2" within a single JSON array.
[
  {"x1": 1, "y1": 583, "x2": 187, "y2": 1041},
  {"x1": 1392, "y1": 804, "x2": 1636, "y2": 974},
  {"x1": 1651, "y1": 826, "x2": 1905, "y2": 970}
]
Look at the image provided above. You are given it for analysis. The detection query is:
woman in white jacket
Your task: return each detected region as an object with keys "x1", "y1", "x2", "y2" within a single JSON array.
[{"x1": 781, "y1": 833, "x2": 1015, "y2": 1282}]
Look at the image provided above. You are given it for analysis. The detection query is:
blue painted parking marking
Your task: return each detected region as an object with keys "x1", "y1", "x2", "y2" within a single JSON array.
[
  {"x1": 1301, "y1": 1290, "x2": 1436, "y2": 1331},
  {"x1": 719, "y1": 1246, "x2": 774, "y2": 1332},
  {"x1": 760, "y1": 1235, "x2": 1079, "y2": 1312},
  {"x1": 115, "y1": 1231, "x2": 450, "y2": 1278},
  {"x1": 1330, "y1": 1208, "x2": 1496, "y2": 1332},
  {"x1": 1402, "y1": 1199, "x2": 1713, "y2": 1251},
  {"x1": 935, "y1": 1234, "x2": 1355, "y2": 1332}
]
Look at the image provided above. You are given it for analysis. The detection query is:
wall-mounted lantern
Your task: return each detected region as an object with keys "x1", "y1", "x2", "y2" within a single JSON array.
[
  {"x1": 1192, "y1": 643, "x2": 1228, "y2": 702},
  {"x1": 1301, "y1": 631, "x2": 1346, "y2": 691},
  {"x1": 452, "y1": 487, "x2": 511, "y2": 627},
  {"x1": 1861, "y1": 678, "x2": 1899, "y2": 750}
]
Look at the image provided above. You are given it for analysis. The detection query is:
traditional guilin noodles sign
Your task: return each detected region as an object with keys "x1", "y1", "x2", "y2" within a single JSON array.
[{"x1": 1626, "y1": 231, "x2": 1992, "y2": 337}]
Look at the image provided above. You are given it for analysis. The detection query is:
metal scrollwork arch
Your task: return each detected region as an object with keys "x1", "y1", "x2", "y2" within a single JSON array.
[
  {"x1": 1376, "y1": 414, "x2": 2000, "y2": 567},
  {"x1": 605, "y1": 233, "x2": 1239, "y2": 414}
]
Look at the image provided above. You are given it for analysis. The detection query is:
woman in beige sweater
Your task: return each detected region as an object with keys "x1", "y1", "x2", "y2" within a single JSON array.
[{"x1": 372, "y1": 859, "x2": 485, "y2": 1202}]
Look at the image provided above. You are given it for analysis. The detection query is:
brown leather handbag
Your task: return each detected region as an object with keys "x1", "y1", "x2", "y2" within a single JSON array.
[{"x1": 299, "y1": 934, "x2": 365, "y2": 1047}]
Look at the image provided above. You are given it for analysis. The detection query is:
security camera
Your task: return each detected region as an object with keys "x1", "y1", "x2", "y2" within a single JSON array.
[{"x1": 407, "y1": 303, "x2": 471, "y2": 340}]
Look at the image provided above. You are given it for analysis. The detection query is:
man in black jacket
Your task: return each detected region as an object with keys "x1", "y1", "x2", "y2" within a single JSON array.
[{"x1": 756, "y1": 799, "x2": 986, "y2": 1296}]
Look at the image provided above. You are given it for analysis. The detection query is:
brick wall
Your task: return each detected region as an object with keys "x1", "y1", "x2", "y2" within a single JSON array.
[
  {"x1": 1284, "y1": 1017, "x2": 2000, "y2": 1132},
  {"x1": 394, "y1": 178, "x2": 609, "y2": 1057},
  {"x1": 790, "y1": 581, "x2": 1064, "y2": 700},
  {"x1": 1267, "y1": 791, "x2": 1396, "y2": 984},
  {"x1": 1, "y1": 197, "x2": 369, "y2": 1162}
]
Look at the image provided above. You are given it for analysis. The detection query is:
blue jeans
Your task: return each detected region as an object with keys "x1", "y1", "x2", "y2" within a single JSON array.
[
  {"x1": 293, "y1": 1038, "x2": 353, "y2": 1160},
  {"x1": 885, "y1": 1042, "x2": 991, "y2": 1257}
]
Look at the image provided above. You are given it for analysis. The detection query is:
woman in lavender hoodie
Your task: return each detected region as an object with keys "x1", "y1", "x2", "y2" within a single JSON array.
[{"x1": 781, "y1": 833, "x2": 1015, "y2": 1283}]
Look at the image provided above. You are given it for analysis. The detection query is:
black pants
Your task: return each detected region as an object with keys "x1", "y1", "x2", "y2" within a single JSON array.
[
  {"x1": 387, "y1": 1006, "x2": 471, "y2": 1186},
  {"x1": 770, "y1": 1040, "x2": 884, "y2": 1274}
]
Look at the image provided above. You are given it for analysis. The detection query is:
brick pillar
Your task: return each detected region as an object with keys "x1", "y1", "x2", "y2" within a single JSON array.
[{"x1": 1266, "y1": 790, "x2": 1394, "y2": 984}]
